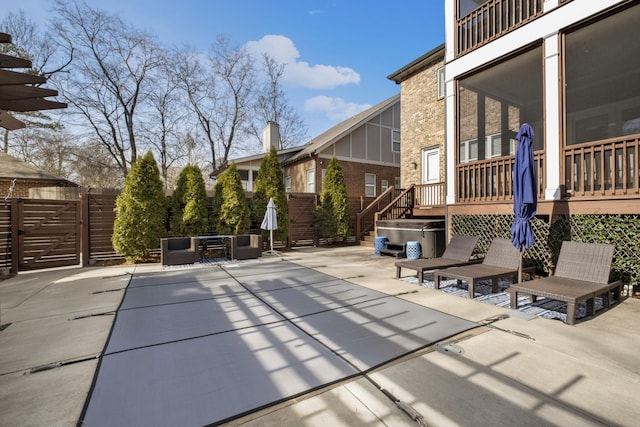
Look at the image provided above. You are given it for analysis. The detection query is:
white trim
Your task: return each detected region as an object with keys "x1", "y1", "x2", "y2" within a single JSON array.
[{"x1": 544, "y1": 34, "x2": 562, "y2": 200}]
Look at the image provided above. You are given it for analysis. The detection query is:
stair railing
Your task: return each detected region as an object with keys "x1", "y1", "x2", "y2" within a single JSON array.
[{"x1": 355, "y1": 186, "x2": 396, "y2": 241}]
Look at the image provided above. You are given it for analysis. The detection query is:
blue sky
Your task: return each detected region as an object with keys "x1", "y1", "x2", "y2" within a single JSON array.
[{"x1": 4, "y1": 0, "x2": 445, "y2": 140}]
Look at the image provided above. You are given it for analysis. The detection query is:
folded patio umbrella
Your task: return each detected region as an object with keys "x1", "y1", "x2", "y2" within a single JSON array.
[
  {"x1": 511, "y1": 123, "x2": 537, "y2": 283},
  {"x1": 261, "y1": 197, "x2": 278, "y2": 254}
]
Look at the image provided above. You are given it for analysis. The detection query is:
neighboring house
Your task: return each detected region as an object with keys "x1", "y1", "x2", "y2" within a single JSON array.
[
  {"x1": 225, "y1": 95, "x2": 401, "y2": 199},
  {"x1": 0, "y1": 152, "x2": 79, "y2": 199},
  {"x1": 443, "y1": 0, "x2": 639, "y2": 217}
]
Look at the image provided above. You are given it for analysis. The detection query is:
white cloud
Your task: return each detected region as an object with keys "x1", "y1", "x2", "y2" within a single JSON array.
[
  {"x1": 304, "y1": 96, "x2": 372, "y2": 121},
  {"x1": 245, "y1": 35, "x2": 360, "y2": 89}
]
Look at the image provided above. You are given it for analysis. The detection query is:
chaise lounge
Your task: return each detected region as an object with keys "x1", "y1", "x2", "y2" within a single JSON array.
[
  {"x1": 433, "y1": 238, "x2": 520, "y2": 298},
  {"x1": 395, "y1": 235, "x2": 481, "y2": 283},
  {"x1": 508, "y1": 241, "x2": 622, "y2": 325}
]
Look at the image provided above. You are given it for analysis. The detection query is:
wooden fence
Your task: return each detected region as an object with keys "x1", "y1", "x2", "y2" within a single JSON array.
[{"x1": 0, "y1": 190, "x2": 373, "y2": 275}]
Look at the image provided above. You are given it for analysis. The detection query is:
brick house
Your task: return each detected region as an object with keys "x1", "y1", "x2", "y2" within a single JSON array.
[
  {"x1": 227, "y1": 95, "x2": 401, "y2": 199},
  {"x1": 386, "y1": 0, "x2": 639, "y2": 283},
  {"x1": 0, "y1": 152, "x2": 78, "y2": 199}
]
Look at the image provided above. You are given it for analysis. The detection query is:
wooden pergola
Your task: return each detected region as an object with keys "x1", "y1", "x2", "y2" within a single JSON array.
[{"x1": 0, "y1": 32, "x2": 66, "y2": 131}]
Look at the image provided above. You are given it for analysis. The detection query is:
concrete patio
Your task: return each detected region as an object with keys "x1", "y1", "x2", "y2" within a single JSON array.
[{"x1": 1, "y1": 245, "x2": 638, "y2": 426}]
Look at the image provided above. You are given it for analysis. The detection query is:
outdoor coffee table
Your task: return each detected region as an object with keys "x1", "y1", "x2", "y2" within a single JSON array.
[{"x1": 197, "y1": 235, "x2": 229, "y2": 259}]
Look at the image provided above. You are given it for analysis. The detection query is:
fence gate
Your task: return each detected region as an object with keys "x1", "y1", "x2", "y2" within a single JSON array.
[
  {"x1": 287, "y1": 193, "x2": 318, "y2": 246},
  {"x1": 14, "y1": 198, "x2": 81, "y2": 271}
]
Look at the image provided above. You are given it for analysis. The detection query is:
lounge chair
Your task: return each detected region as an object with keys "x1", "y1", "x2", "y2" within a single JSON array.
[
  {"x1": 395, "y1": 235, "x2": 481, "y2": 283},
  {"x1": 434, "y1": 238, "x2": 520, "y2": 298},
  {"x1": 161, "y1": 237, "x2": 200, "y2": 266},
  {"x1": 227, "y1": 234, "x2": 262, "y2": 260},
  {"x1": 508, "y1": 241, "x2": 622, "y2": 325}
]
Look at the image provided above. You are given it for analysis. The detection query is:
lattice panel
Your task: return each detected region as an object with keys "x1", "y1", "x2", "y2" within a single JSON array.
[
  {"x1": 452, "y1": 214, "x2": 640, "y2": 286},
  {"x1": 451, "y1": 214, "x2": 549, "y2": 272}
]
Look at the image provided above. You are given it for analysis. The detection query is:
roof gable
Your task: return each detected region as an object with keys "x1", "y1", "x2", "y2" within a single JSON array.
[{"x1": 285, "y1": 94, "x2": 400, "y2": 164}]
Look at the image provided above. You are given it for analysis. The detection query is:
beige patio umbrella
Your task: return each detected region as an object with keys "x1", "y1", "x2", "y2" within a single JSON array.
[{"x1": 261, "y1": 198, "x2": 278, "y2": 254}]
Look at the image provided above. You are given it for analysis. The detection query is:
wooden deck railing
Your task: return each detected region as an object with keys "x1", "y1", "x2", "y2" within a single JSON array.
[
  {"x1": 355, "y1": 186, "x2": 397, "y2": 241},
  {"x1": 456, "y1": 152, "x2": 545, "y2": 202},
  {"x1": 414, "y1": 182, "x2": 446, "y2": 206},
  {"x1": 564, "y1": 136, "x2": 640, "y2": 198},
  {"x1": 456, "y1": 0, "x2": 543, "y2": 55}
]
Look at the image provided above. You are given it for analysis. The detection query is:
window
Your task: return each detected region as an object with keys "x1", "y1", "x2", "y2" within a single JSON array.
[
  {"x1": 394, "y1": 177, "x2": 401, "y2": 188},
  {"x1": 381, "y1": 179, "x2": 389, "y2": 192},
  {"x1": 458, "y1": 0, "x2": 490, "y2": 18},
  {"x1": 306, "y1": 169, "x2": 315, "y2": 193},
  {"x1": 365, "y1": 173, "x2": 376, "y2": 197},
  {"x1": 392, "y1": 130, "x2": 401, "y2": 153},
  {"x1": 437, "y1": 67, "x2": 445, "y2": 99},
  {"x1": 565, "y1": 4, "x2": 640, "y2": 145},
  {"x1": 458, "y1": 45, "x2": 543, "y2": 163},
  {"x1": 284, "y1": 176, "x2": 291, "y2": 193},
  {"x1": 321, "y1": 168, "x2": 327, "y2": 192},
  {"x1": 459, "y1": 139, "x2": 478, "y2": 163}
]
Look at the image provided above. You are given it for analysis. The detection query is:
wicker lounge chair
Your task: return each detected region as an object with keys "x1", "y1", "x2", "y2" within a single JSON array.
[
  {"x1": 395, "y1": 235, "x2": 481, "y2": 283},
  {"x1": 227, "y1": 234, "x2": 262, "y2": 260},
  {"x1": 433, "y1": 238, "x2": 520, "y2": 298},
  {"x1": 161, "y1": 237, "x2": 200, "y2": 266},
  {"x1": 508, "y1": 241, "x2": 622, "y2": 325}
]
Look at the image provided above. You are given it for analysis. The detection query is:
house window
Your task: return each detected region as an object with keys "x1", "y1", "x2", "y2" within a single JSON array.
[
  {"x1": 565, "y1": 3, "x2": 640, "y2": 145},
  {"x1": 437, "y1": 67, "x2": 445, "y2": 99},
  {"x1": 306, "y1": 169, "x2": 315, "y2": 193},
  {"x1": 392, "y1": 130, "x2": 401, "y2": 153},
  {"x1": 365, "y1": 173, "x2": 376, "y2": 197},
  {"x1": 284, "y1": 176, "x2": 291, "y2": 193},
  {"x1": 321, "y1": 168, "x2": 327, "y2": 191},
  {"x1": 381, "y1": 179, "x2": 389, "y2": 192},
  {"x1": 484, "y1": 134, "x2": 515, "y2": 158},
  {"x1": 458, "y1": 0, "x2": 490, "y2": 18},
  {"x1": 459, "y1": 139, "x2": 478, "y2": 163},
  {"x1": 458, "y1": 45, "x2": 543, "y2": 163},
  {"x1": 394, "y1": 177, "x2": 401, "y2": 188}
]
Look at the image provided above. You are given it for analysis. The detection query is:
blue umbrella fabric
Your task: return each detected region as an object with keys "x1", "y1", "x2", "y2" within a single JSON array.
[
  {"x1": 511, "y1": 123, "x2": 537, "y2": 283},
  {"x1": 261, "y1": 198, "x2": 277, "y2": 254}
]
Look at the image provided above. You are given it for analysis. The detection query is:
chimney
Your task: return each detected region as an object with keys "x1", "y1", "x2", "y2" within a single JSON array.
[{"x1": 262, "y1": 121, "x2": 281, "y2": 153}]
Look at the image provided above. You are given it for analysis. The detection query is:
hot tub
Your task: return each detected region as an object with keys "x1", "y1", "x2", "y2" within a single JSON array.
[{"x1": 376, "y1": 219, "x2": 445, "y2": 259}]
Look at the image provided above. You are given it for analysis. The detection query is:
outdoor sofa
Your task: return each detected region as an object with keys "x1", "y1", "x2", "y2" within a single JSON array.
[
  {"x1": 433, "y1": 237, "x2": 520, "y2": 298},
  {"x1": 161, "y1": 236, "x2": 200, "y2": 266},
  {"x1": 508, "y1": 241, "x2": 623, "y2": 325},
  {"x1": 395, "y1": 235, "x2": 481, "y2": 283},
  {"x1": 227, "y1": 234, "x2": 262, "y2": 260}
]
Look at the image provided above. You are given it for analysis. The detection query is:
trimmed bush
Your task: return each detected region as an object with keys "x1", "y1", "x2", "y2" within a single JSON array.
[
  {"x1": 211, "y1": 162, "x2": 250, "y2": 235},
  {"x1": 314, "y1": 157, "x2": 350, "y2": 242},
  {"x1": 112, "y1": 151, "x2": 167, "y2": 262},
  {"x1": 252, "y1": 145, "x2": 289, "y2": 244},
  {"x1": 170, "y1": 164, "x2": 209, "y2": 236}
]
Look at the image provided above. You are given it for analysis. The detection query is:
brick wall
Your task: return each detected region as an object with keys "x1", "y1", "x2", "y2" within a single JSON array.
[
  {"x1": 0, "y1": 180, "x2": 45, "y2": 198},
  {"x1": 399, "y1": 59, "x2": 446, "y2": 187},
  {"x1": 284, "y1": 158, "x2": 399, "y2": 197}
]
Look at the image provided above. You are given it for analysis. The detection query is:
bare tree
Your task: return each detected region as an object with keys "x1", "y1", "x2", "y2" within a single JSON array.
[
  {"x1": 249, "y1": 54, "x2": 308, "y2": 149},
  {"x1": 141, "y1": 58, "x2": 187, "y2": 188},
  {"x1": 69, "y1": 141, "x2": 122, "y2": 188},
  {"x1": 51, "y1": 0, "x2": 163, "y2": 178},
  {"x1": 174, "y1": 35, "x2": 255, "y2": 170}
]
